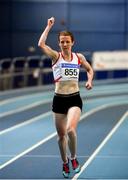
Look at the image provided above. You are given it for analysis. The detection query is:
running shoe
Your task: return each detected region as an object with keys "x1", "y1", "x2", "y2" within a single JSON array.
[
  {"x1": 71, "y1": 158, "x2": 81, "y2": 173},
  {"x1": 62, "y1": 158, "x2": 70, "y2": 178}
]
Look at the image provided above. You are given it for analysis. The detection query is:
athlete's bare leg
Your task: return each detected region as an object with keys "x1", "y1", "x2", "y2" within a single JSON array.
[
  {"x1": 53, "y1": 113, "x2": 68, "y2": 163},
  {"x1": 53, "y1": 107, "x2": 81, "y2": 162},
  {"x1": 67, "y1": 107, "x2": 81, "y2": 159}
]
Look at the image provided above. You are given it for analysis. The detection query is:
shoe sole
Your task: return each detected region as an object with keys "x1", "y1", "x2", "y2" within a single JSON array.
[
  {"x1": 74, "y1": 165, "x2": 81, "y2": 173},
  {"x1": 63, "y1": 172, "x2": 70, "y2": 178}
]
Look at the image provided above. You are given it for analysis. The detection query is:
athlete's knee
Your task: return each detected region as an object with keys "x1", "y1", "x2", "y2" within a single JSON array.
[
  {"x1": 67, "y1": 127, "x2": 76, "y2": 137},
  {"x1": 57, "y1": 132, "x2": 67, "y2": 141}
]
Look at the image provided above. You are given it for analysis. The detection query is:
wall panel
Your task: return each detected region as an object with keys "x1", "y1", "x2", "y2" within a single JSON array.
[
  {"x1": 69, "y1": 2, "x2": 125, "y2": 32},
  {"x1": 0, "y1": 0, "x2": 128, "y2": 59},
  {"x1": 12, "y1": 1, "x2": 68, "y2": 31},
  {"x1": 0, "y1": 33, "x2": 11, "y2": 58},
  {"x1": 0, "y1": 2, "x2": 11, "y2": 31},
  {"x1": 126, "y1": 2, "x2": 128, "y2": 32},
  {"x1": 73, "y1": 32, "x2": 125, "y2": 52},
  {"x1": 126, "y1": 34, "x2": 128, "y2": 49},
  {"x1": 69, "y1": 0, "x2": 125, "y2": 3},
  {"x1": 11, "y1": 32, "x2": 59, "y2": 57}
]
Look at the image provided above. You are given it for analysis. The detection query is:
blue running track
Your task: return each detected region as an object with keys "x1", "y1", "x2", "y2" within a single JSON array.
[{"x1": 0, "y1": 81, "x2": 128, "y2": 179}]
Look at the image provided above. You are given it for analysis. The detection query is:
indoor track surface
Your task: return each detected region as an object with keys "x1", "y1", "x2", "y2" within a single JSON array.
[{"x1": 0, "y1": 80, "x2": 128, "y2": 180}]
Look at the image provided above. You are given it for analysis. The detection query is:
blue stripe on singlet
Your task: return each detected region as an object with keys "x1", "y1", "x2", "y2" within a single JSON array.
[{"x1": 61, "y1": 63, "x2": 80, "y2": 68}]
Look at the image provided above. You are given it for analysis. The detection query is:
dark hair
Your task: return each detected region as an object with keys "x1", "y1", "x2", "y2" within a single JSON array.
[{"x1": 58, "y1": 31, "x2": 74, "y2": 42}]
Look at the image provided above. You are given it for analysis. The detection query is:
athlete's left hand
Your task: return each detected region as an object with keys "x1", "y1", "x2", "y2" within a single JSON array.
[{"x1": 85, "y1": 81, "x2": 93, "y2": 90}]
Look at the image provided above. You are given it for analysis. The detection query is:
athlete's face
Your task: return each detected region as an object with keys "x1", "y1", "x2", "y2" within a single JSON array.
[{"x1": 59, "y1": 36, "x2": 74, "y2": 51}]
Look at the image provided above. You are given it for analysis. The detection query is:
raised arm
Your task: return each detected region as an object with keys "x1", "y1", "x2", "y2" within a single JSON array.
[
  {"x1": 38, "y1": 17, "x2": 58, "y2": 61},
  {"x1": 78, "y1": 53, "x2": 94, "y2": 90}
]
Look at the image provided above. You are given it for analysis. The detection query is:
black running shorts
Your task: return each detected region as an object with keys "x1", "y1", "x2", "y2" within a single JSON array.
[{"x1": 52, "y1": 91, "x2": 83, "y2": 114}]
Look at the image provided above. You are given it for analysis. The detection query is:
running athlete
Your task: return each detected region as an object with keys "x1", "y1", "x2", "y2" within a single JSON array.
[{"x1": 38, "y1": 17, "x2": 94, "y2": 178}]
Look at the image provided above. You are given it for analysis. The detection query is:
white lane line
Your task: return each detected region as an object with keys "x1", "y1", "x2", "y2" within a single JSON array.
[
  {"x1": 0, "y1": 91, "x2": 52, "y2": 105},
  {"x1": 0, "y1": 132, "x2": 57, "y2": 170},
  {"x1": 0, "y1": 103, "x2": 104, "y2": 169},
  {"x1": 80, "y1": 101, "x2": 128, "y2": 122},
  {"x1": 0, "y1": 84, "x2": 54, "y2": 97},
  {"x1": 0, "y1": 111, "x2": 51, "y2": 135},
  {"x1": 72, "y1": 110, "x2": 128, "y2": 180},
  {"x1": 1, "y1": 84, "x2": 128, "y2": 105},
  {"x1": 1, "y1": 92, "x2": 127, "y2": 118},
  {"x1": 0, "y1": 103, "x2": 127, "y2": 170},
  {"x1": 1, "y1": 85, "x2": 128, "y2": 118},
  {"x1": 1, "y1": 82, "x2": 128, "y2": 106},
  {"x1": 1, "y1": 100, "x2": 127, "y2": 136},
  {"x1": 0, "y1": 99, "x2": 51, "y2": 118},
  {"x1": 1, "y1": 154, "x2": 128, "y2": 158}
]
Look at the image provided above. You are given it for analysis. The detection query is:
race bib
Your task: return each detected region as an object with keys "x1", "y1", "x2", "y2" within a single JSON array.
[{"x1": 61, "y1": 63, "x2": 80, "y2": 80}]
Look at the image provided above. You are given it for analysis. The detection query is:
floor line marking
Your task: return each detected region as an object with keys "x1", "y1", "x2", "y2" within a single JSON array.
[
  {"x1": 1, "y1": 85, "x2": 128, "y2": 106},
  {"x1": 1, "y1": 100, "x2": 127, "y2": 136},
  {"x1": 0, "y1": 104, "x2": 108, "y2": 169},
  {"x1": 80, "y1": 101, "x2": 128, "y2": 122},
  {"x1": 1, "y1": 99, "x2": 51, "y2": 118},
  {"x1": 1, "y1": 93, "x2": 127, "y2": 118},
  {"x1": 1, "y1": 85, "x2": 128, "y2": 119},
  {"x1": 1, "y1": 154, "x2": 128, "y2": 158},
  {"x1": 0, "y1": 91, "x2": 53, "y2": 105},
  {"x1": 0, "y1": 80, "x2": 128, "y2": 104},
  {"x1": 0, "y1": 132, "x2": 57, "y2": 170},
  {"x1": 0, "y1": 103, "x2": 127, "y2": 170},
  {"x1": 72, "y1": 110, "x2": 128, "y2": 180},
  {"x1": 0, "y1": 111, "x2": 51, "y2": 135}
]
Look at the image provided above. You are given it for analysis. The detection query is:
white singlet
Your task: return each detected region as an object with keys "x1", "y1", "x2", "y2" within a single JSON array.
[{"x1": 52, "y1": 52, "x2": 81, "y2": 82}]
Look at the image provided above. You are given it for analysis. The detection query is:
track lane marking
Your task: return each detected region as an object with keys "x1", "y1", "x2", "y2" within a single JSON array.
[
  {"x1": 0, "y1": 99, "x2": 51, "y2": 118},
  {"x1": 1, "y1": 84, "x2": 128, "y2": 105},
  {"x1": 0, "y1": 103, "x2": 127, "y2": 170},
  {"x1": 1, "y1": 98, "x2": 127, "y2": 136},
  {"x1": 0, "y1": 132, "x2": 57, "y2": 170},
  {"x1": 72, "y1": 110, "x2": 128, "y2": 180},
  {"x1": 0, "y1": 111, "x2": 51, "y2": 135}
]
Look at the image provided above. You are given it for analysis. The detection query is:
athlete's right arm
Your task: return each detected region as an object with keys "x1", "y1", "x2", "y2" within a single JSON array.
[{"x1": 38, "y1": 17, "x2": 58, "y2": 62}]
